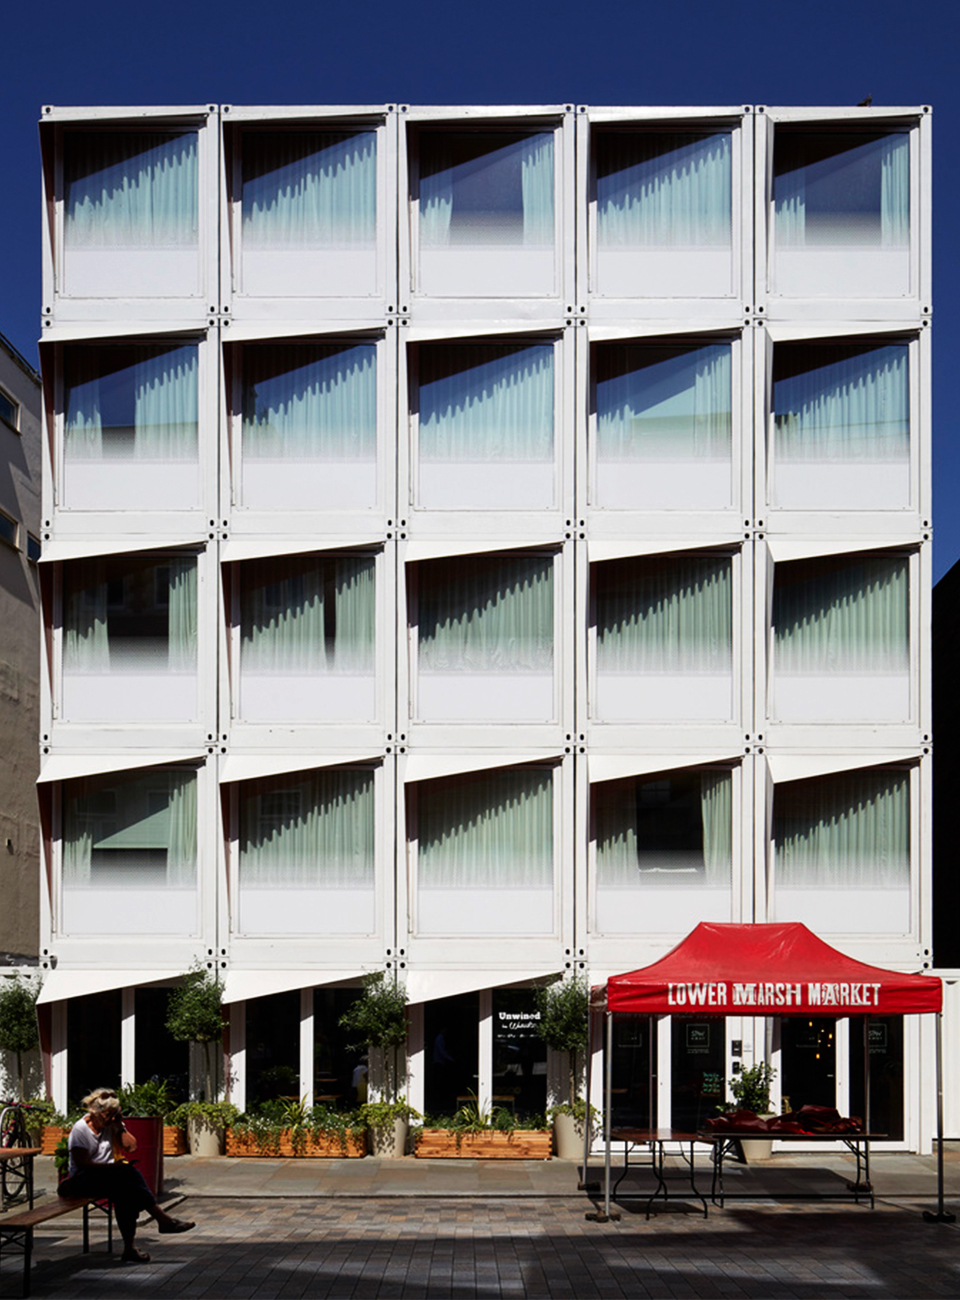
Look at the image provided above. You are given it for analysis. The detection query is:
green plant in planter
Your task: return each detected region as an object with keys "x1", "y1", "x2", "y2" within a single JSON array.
[
  {"x1": 53, "y1": 1133, "x2": 70, "y2": 1178},
  {"x1": 725, "y1": 1062, "x2": 776, "y2": 1115},
  {"x1": 547, "y1": 1098, "x2": 598, "y2": 1127},
  {"x1": 338, "y1": 973, "x2": 408, "y2": 1102},
  {"x1": 0, "y1": 973, "x2": 41, "y2": 1101},
  {"x1": 170, "y1": 1100, "x2": 239, "y2": 1131},
  {"x1": 165, "y1": 964, "x2": 226, "y2": 1102},
  {"x1": 358, "y1": 1100, "x2": 422, "y2": 1129},
  {"x1": 534, "y1": 976, "x2": 589, "y2": 1107},
  {"x1": 118, "y1": 1080, "x2": 176, "y2": 1119}
]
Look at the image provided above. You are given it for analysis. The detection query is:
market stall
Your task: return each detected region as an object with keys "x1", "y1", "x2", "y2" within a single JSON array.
[{"x1": 586, "y1": 922, "x2": 950, "y2": 1222}]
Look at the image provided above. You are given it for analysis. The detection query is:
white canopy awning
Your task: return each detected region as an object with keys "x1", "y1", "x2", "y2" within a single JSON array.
[
  {"x1": 403, "y1": 969, "x2": 561, "y2": 1005},
  {"x1": 765, "y1": 537, "x2": 905, "y2": 564},
  {"x1": 589, "y1": 753, "x2": 740, "y2": 784},
  {"x1": 37, "y1": 969, "x2": 181, "y2": 1005},
  {"x1": 588, "y1": 537, "x2": 743, "y2": 563},
  {"x1": 404, "y1": 753, "x2": 562, "y2": 784},
  {"x1": 219, "y1": 754, "x2": 381, "y2": 784},
  {"x1": 38, "y1": 753, "x2": 206, "y2": 784},
  {"x1": 767, "y1": 753, "x2": 918, "y2": 784},
  {"x1": 221, "y1": 969, "x2": 365, "y2": 1004},
  {"x1": 220, "y1": 536, "x2": 382, "y2": 563},
  {"x1": 40, "y1": 537, "x2": 207, "y2": 563},
  {"x1": 405, "y1": 538, "x2": 561, "y2": 564}
]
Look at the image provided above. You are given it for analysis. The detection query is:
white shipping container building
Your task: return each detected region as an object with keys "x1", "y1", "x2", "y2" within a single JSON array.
[{"x1": 35, "y1": 103, "x2": 940, "y2": 1148}]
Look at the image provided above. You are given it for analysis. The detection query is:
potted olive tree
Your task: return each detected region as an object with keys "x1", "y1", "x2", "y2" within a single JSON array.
[
  {"x1": 339, "y1": 974, "x2": 412, "y2": 1157},
  {"x1": 0, "y1": 973, "x2": 41, "y2": 1104},
  {"x1": 535, "y1": 977, "x2": 593, "y2": 1160},
  {"x1": 165, "y1": 964, "x2": 228, "y2": 1156}
]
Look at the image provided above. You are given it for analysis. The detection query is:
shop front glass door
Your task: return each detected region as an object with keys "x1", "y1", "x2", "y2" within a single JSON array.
[
  {"x1": 610, "y1": 1015, "x2": 654, "y2": 1129},
  {"x1": 492, "y1": 988, "x2": 547, "y2": 1119},
  {"x1": 423, "y1": 993, "x2": 479, "y2": 1118},
  {"x1": 849, "y1": 1017, "x2": 904, "y2": 1139},
  {"x1": 780, "y1": 1016, "x2": 836, "y2": 1114},
  {"x1": 671, "y1": 1016, "x2": 725, "y2": 1132}
]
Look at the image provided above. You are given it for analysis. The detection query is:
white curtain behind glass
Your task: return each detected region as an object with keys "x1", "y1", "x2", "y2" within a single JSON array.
[
  {"x1": 418, "y1": 554, "x2": 553, "y2": 673},
  {"x1": 774, "y1": 556, "x2": 908, "y2": 674},
  {"x1": 775, "y1": 769, "x2": 909, "y2": 889},
  {"x1": 240, "y1": 769, "x2": 374, "y2": 887},
  {"x1": 63, "y1": 770, "x2": 197, "y2": 887},
  {"x1": 242, "y1": 131, "x2": 377, "y2": 248},
  {"x1": 596, "y1": 344, "x2": 731, "y2": 462},
  {"x1": 64, "y1": 556, "x2": 197, "y2": 672},
  {"x1": 242, "y1": 344, "x2": 376, "y2": 460},
  {"x1": 419, "y1": 132, "x2": 553, "y2": 247},
  {"x1": 774, "y1": 344, "x2": 908, "y2": 463},
  {"x1": 596, "y1": 556, "x2": 732, "y2": 673},
  {"x1": 418, "y1": 768, "x2": 553, "y2": 889},
  {"x1": 595, "y1": 770, "x2": 732, "y2": 888},
  {"x1": 241, "y1": 554, "x2": 375, "y2": 674},
  {"x1": 65, "y1": 132, "x2": 198, "y2": 248},
  {"x1": 419, "y1": 344, "x2": 553, "y2": 463},
  {"x1": 64, "y1": 346, "x2": 198, "y2": 461},
  {"x1": 597, "y1": 132, "x2": 731, "y2": 247}
]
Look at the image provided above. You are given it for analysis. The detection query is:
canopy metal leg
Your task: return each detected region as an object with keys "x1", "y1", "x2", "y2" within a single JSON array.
[
  {"x1": 924, "y1": 1012, "x2": 955, "y2": 1224},
  {"x1": 586, "y1": 1009, "x2": 620, "y2": 1222}
]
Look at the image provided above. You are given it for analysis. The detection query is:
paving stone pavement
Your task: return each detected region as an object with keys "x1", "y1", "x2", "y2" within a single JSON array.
[{"x1": 8, "y1": 1194, "x2": 960, "y2": 1300}]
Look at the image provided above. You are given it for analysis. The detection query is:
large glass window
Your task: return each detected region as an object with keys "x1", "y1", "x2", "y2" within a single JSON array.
[
  {"x1": 772, "y1": 768, "x2": 910, "y2": 933},
  {"x1": 245, "y1": 991, "x2": 301, "y2": 1106},
  {"x1": 772, "y1": 130, "x2": 910, "y2": 297},
  {"x1": 671, "y1": 1016, "x2": 726, "y2": 1132},
  {"x1": 772, "y1": 342, "x2": 909, "y2": 510},
  {"x1": 417, "y1": 130, "x2": 556, "y2": 296},
  {"x1": 414, "y1": 767, "x2": 555, "y2": 935},
  {"x1": 61, "y1": 768, "x2": 198, "y2": 935},
  {"x1": 414, "y1": 553, "x2": 554, "y2": 721},
  {"x1": 780, "y1": 1017, "x2": 836, "y2": 1113},
  {"x1": 237, "y1": 768, "x2": 375, "y2": 935},
  {"x1": 593, "y1": 769, "x2": 732, "y2": 933},
  {"x1": 239, "y1": 130, "x2": 378, "y2": 298},
  {"x1": 62, "y1": 554, "x2": 197, "y2": 721},
  {"x1": 593, "y1": 554, "x2": 733, "y2": 721},
  {"x1": 62, "y1": 131, "x2": 200, "y2": 297},
  {"x1": 416, "y1": 342, "x2": 554, "y2": 509},
  {"x1": 492, "y1": 988, "x2": 547, "y2": 1121},
  {"x1": 424, "y1": 993, "x2": 479, "y2": 1116},
  {"x1": 594, "y1": 129, "x2": 733, "y2": 297},
  {"x1": 238, "y1": 553, "x2": 376, "y2": 722},
  {"x1": 849, "y1": 1017, "x2": 904, "y2": 1140},
  {"x1": 240, "y1": 343, "x2": 377, "y2": 511},
  {"x1": 772, "y1": 554, "x2": 910, "y2": 721},
  {"x1": 594, "y1": 342, "x2": 732, "y2": 508},
  {"x1": 62, "y1": 344, "x2": 199, "y2": 510}
]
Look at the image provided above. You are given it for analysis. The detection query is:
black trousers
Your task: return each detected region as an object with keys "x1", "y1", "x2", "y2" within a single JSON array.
[{"x1": 59, "y1": 1163, "x2": 156, "y2": 1241}]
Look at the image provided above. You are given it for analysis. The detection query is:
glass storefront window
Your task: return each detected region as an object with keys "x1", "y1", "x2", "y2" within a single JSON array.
[
  {"x1": 670, "y1": 1016, "x2": 725, "y2": 1132},
  {"x1": 849, "y1": 1017, "x2": 904, "y2": 1140},
  {"x1": 780, "y1": 1016, "x2": 836, "y2": 1114},
  {"x1": 245, "y1": 991, "x2": 300, "y2": 1106},
  {"x1": 313, "y1": 987, "x2": 364, "y2": 1108},
  {"x1": 423, "y1": 993, "x2": 479, "y2": 1118},
  {"x1": 610, "y1": 1015, "x2": 654, "y2": 1130},
  {"x1": 492, "y1": 989, "x2": 547, "y2": 1120}
]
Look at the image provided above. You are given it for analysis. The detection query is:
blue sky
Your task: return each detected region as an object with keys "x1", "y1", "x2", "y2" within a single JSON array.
[{"x1": 1, "y1": 0, "x2": 955, "y2": 576}]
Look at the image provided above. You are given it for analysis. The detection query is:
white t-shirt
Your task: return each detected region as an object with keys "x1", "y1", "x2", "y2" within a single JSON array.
[{"x1": 67, "y1": 1117, "x2": 116, "y2": 1179}]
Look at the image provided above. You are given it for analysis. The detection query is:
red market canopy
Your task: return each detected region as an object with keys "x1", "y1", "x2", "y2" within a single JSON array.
[{"x1": 592, "y1": 921, "x2": 942, "y2": 1017}]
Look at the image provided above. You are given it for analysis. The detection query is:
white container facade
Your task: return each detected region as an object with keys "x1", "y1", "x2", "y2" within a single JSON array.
[{"x1": 37, "y1": 104, "x2": 936, "y2": 1147}]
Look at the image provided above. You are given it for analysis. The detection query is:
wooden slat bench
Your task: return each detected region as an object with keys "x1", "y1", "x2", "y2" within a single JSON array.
[{"x1": 0, "y1": 1196, "x2": 112, "y2": 1297}]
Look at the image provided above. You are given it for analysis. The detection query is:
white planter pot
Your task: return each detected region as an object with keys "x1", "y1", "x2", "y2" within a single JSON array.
[
  {"x1": 554, "y1": 1112, "x2": 584, "y2": 1160},
  {"x1": 188, "y1": 1118, "x2": 224, "y2": 1157},
  {"x1": 369, "y1": 1117, "x2": 408, "y2": 1159},
  {"x1": 738, "y1": 1114, "x2": 776, "y2": 1163}
]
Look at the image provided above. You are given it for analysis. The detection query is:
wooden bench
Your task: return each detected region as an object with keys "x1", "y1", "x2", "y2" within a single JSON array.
[{"x1": 0, "y1": 1196, "x2": 112, "y2": 1297}]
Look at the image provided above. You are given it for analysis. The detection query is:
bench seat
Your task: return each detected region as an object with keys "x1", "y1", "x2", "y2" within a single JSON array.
[{"x1": 0, "y1": 1195, "x2": 112, "y2": 1297}]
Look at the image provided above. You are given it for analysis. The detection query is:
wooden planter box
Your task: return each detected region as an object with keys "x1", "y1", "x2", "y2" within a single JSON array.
[
  {"x1": 163, "y1": 1126, "x2": 188, "y2": 1156},
  {"x1": 41, "y1": 1126, "x2": 69, "y2": 1156},
  {"x1": 415, "y1": 1129, "x2": 553, "y2": 1160},
  {"x1": 225, "y1": 1128, "x2": 366, "y2": 1158}
]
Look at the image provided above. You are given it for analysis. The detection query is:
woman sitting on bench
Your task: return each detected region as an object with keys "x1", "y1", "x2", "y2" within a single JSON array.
[{"x1": 58, "y1": 1088, "x2": 195, "y2": 1263}]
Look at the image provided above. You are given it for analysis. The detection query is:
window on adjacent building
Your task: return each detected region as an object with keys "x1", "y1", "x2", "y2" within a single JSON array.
[
  {"x1": 771, "y1": 342, "x2": 909, "y2": 510},
  {"x1": 772, "y1": 129, "x2": 911, "y2": 297},
  {"x1": 61, "y1": 554, "x2": 197, "y2": 720},
  {"x1": 239, "y1": 342, "x2": 377, "y2": 510},
  {"x1": 772, "y1": 554, "x2": 909, "y2": 722},
  {"x1": 0, "y1": 387, "x2": 19, "y2": 430},
  {"x1": 238, "y1": 553, "x2": 376, "y2": 722},
  {"x1": 414, "y1": 767, "x2": 554, "y2": 935},
  {"x1": 772, "y1": 768, "x2": 910, "y2": 933},
  {"x1": 0, "y1": 510, "x2": 18, "y2": 550},
  {"x1": 593, "y1": 769, "x2": 732, "y2": 933},
  {"x1": 414, "y1": 553, "x2": 555, "y2": 721},
  {"x1": 237, "y1": 768, "x2": 375, "y2": 935},
  {"x1": 593, "y1": 554, "x2": 733, "y2": 721},
  {"x1": 62, "y1": 344, "x2": 199, "y2": 510},
  {"x1": 26, "y1": 534, "x2": 41, "y2": 564},
  {"x1": 416, "y1": 342, "x2": 554, "y2": 508},
  {"x1": 594, "y1": 342, "x2": 732, "y2": 508},
  {"x1": 241, "y1": 131, "x2": 376, "y2": 250},
  {"x1": 64, "y1": 131, "x2": 199, "y2": 250},
  {"x1": 61, "y1": 769, "x2": 198, "y2": 935}
]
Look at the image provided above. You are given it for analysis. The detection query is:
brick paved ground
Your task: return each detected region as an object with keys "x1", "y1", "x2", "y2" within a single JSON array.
[{"x1": 9, "y1": 1194, "x2": 960, "y2": 1299}]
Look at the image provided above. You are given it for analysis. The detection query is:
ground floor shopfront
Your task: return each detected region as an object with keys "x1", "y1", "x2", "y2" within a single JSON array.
[{"x1": 40, "y1": 975, "x2": 930, "y2": 1151}]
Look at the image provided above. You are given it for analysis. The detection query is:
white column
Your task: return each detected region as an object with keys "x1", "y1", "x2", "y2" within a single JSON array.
[
  {"x1": 120, "y1": 986, "x2": 136, "y2": 1086},
  {"x1": 51, "y1": 1002, "x2": 68, "y2": 1113},
  {"x1": 478, "y1": 988, "x2": 493, "y2": 1110},
  {"x1": 406, "y1": 1002, "x2": 424, "y2": 1113},
  {"x1": 300, "y1": 988, "x2": 313, "y2": 1106},
  {"x1": 229, "y1": 1002, "x2": 246, "y2": 1111}
]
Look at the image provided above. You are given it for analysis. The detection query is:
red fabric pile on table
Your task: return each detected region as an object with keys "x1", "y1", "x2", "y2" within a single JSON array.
[{"x1": 703, "y1": 1105, "x2": 863, "y2": 1135}]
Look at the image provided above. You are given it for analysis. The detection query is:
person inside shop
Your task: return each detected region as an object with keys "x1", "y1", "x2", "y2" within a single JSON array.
[{"x1": 58, "y1": 1087, "x2": 196, "y2": 1263}]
